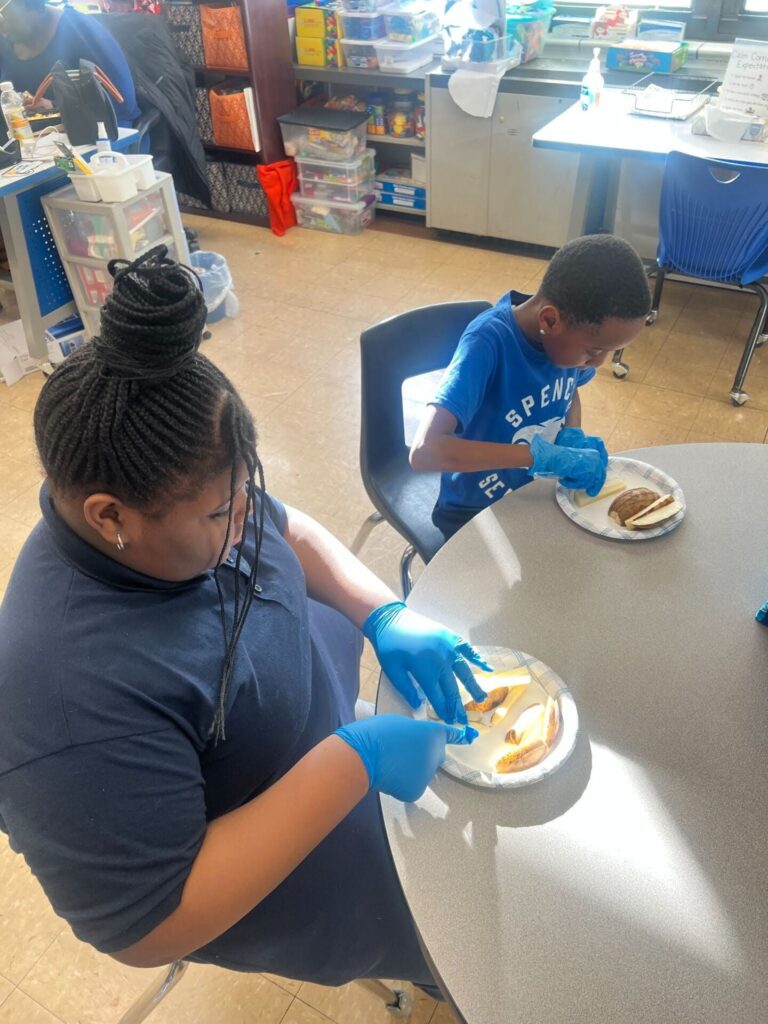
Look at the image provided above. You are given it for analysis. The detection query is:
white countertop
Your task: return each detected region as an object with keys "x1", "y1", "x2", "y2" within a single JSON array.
[
  {"x1": 378, "y1": 443, "x2": 768, "y2": 1024},
  {"x1": 533, "y1": 89, "x2": 768, "y2": 164}
]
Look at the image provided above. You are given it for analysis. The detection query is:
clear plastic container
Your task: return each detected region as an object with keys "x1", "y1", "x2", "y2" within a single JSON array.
[
  {"x1": 383, "y1": 5, "x2": 440, "y2": 44},
  {"x1": 338, "y1": 10, "x2": 386, "y2": 41},
  {"x1": 374, "y1": 35, "x2": 438, "y2": 74},
  {"x1": 340, "y1": 38, "x2": 380, "y2": 68},
  {"x1": 292, "y1": 192, "x2": 376, "y2": 235},
  {"x1": 340, "y1": 0, "x2": 388, "y2": 10},
  {"x1": 294, "y1": 148, "x2": 375, "y2": 186},
  {"x1": 298, "y1": 174, "x2": 375, "y2": 203},
  {"x1": 506, "y1": 4, "x2": 555, "y2": 64},
  {"x1": 442, "y1": 34, "x2": 522, "y2": 73},
  {"x1": 278, "y1": 108, "x2": 369, "y2": 162}
]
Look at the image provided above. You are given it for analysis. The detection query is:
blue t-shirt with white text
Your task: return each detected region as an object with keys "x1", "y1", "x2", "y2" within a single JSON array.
[{"x1": 432, "y1": 291, "x2": 595, "y2": 529}]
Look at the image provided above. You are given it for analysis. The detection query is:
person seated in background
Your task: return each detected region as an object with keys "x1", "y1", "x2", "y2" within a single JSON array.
[
  {"x1": 410, "y1": 234, "x2": 652, "y2": 539},
  {"x1": 0, "y1": 0, "x2": 140, "y2": 126}
]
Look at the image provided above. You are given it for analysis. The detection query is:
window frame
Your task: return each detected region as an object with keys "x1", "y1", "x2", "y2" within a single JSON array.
[{"x1": 551, "y1": 0, "x2": 768, "y2": 42}]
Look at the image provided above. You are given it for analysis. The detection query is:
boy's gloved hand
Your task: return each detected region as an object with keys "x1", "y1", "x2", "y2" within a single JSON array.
[
  {"x1": 363, "y1": 601, "x2": 492, "y2": 726},
  {"x1": 556, "y1": 426, "x2": 609, "y2": 471},
  {"x1": 336, "y1": 715, "x2": 477, "y2": 803},
  {"x1": 530, "y1": 433, "x2": 607, "y2": 496}
]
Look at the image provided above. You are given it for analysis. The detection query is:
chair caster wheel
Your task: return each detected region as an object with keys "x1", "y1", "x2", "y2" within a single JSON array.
[
  {"x1": 730, "y1": 390, "x2": 749, "y2": 406},
  {"x1": 385, "y1": 990, "x2": 413, "y2": 1019},
  {"x1": 612, "y1": 362, "x2": 630, "y2": 379},
  {"x1": 645, "y1": 309, "x2": 659, "y2": 326}
]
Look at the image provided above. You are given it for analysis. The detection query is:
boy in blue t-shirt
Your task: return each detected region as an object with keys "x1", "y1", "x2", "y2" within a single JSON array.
[{"x1": 410, "y1": 235, "x2": 651, "y2": 538}]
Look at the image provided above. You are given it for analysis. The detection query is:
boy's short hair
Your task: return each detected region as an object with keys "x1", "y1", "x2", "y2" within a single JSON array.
[{"x1": 538, "y1": 234, "x2": 651, "y2": 326}]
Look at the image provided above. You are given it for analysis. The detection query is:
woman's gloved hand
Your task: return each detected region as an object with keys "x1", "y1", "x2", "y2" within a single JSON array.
[
  {"x1": 336, "y1": 715, "x2": 477, "y2": 803},
  {"x1": 363, "y1": 602, "x2": 492, "y2": 726},
  {"x1": 556, "y1": 426, "x2": 609, "y2": 471},
  {"x1": 530, "y1": 433, "x2": 607, "y2": 496}
]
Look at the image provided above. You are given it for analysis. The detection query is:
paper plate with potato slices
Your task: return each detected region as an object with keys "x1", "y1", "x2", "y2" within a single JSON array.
[
  {"x1": 415, "y1": 645, "x2": 579, "y2": 789},
  {"x1": 555, "y1": 456, "x2": 686, "y2": 541}
]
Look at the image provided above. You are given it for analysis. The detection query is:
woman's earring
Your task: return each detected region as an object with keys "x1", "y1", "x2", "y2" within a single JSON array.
[
  {"x1": 540, "y1": 329, "x2": 546, "y2": 336},
  {"x1": 116, "y1": 533, "x2": 125, "y2": 552}
]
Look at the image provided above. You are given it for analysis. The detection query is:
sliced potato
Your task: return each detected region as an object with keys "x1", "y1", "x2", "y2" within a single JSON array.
[
  {"x1": 495, "y1": 739, "x2": 547, "y2": 774},
  {"x1": 505, "y1": 703, "x2": 546, "y2": 746}
]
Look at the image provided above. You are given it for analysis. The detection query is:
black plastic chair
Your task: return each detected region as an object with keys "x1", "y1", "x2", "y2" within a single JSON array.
[{"x1": 359, "y1": 300, "x2": 491, "y2": 596}]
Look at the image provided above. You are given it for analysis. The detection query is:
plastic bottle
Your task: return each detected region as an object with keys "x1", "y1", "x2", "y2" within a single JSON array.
[
  {"x1": 0, "y1": 81, "x2": 33, "y2": 145},
  {"x1": 96, "y1": 121, "x2": 112, "y2": 153},
  {"x1": 580, "y1": 48, "x2": 604, "y2": 112}
]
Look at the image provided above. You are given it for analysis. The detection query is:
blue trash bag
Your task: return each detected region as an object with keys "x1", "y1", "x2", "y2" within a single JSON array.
[{"x1": 190, "y1": 250, "x2": 239, "y2": 323}]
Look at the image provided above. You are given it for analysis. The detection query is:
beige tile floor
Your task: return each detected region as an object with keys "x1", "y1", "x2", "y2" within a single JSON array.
[{"x1": 1, "y1": 214, "x2": 767, "y2": 1023}]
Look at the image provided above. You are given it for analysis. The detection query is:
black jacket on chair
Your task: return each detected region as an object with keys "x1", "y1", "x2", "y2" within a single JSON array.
[{"x1": 98, "y1": 13, "x2": 210, "y2": 206}]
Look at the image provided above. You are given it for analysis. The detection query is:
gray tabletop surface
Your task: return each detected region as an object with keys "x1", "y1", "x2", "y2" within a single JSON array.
[{"x1": 377, "y1": 444, "x2": 768, "y2": 1024}]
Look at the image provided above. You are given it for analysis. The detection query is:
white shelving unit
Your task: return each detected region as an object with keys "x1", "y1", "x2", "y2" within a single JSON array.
[{"x1": 42, "y1": 173, "x2": 189, "y2": 338}]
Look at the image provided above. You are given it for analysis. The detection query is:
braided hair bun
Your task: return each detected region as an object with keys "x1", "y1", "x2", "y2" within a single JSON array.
[
  {"x1": 92, "y1": 246, "x2": 207, "y2": 380},
  {"x1": 35, "y1": 246, "x2": 263, "y2": 742}
]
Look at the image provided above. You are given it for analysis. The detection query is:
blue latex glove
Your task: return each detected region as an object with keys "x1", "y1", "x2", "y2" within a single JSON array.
[
  {"x1": 336, "y1": 714, "x2": 477, "y2": 803},
  {"x1": 556, "y1": 426, "x2": 609, "y2": 472},
  {"x1": 363, "y1": 602, "x2": 492, "y2": 726},
  {"x1": 756, "y1": 601, "x2": 768, "y2": 625},
  {"x1": 530, "y1": 432, "x2": 607, "y2": 497}
]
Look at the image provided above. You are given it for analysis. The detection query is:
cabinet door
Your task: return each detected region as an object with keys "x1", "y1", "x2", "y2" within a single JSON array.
[
  {"x1": 428, "y1": 83, "x2": 492, "y2": 236},
  {"x1": 487, "y1": 92, "x2": 586, "y2": 248}
]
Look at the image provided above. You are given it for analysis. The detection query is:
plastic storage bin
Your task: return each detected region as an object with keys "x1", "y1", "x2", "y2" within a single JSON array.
[
  {"x1": 278, "y1": 108, "x2": 369, "y2": 161},
  {"x1": 341, "y1": 0, "x2": 388, "y2": 10},
  {"x1": 89, "y1": 152, "x2": 138, "y2": 203},
  {"x1": 298, "y1": 174, "x2": 375, "y2": 203},
  {"x1": 292, "y1": 192, "x2": 376, "y2": 234},
  {"x1": 506, "y1": 2, "x2": 555, "y2": 64},
  {"x1": 338, "y1": 10, "x2": 386, "y2": 40},
  {"x1": 340, "y1": 38, "x2": 380, "y2": 68},
  {"x1": 69, "y1": 170, "x2": 101, "y2": 202},
  {"x1": 384, "y1": 5, "x2": 439, "y2": 44},
  {"x1": 442, "y1": 34, "x2": 522, "y2": 73},
  {"x1": 295, "y1": 148, "x2": 376, "y2": 186},
  {"x1": 374, "y1": 35, "x2": 437, "y2": 74}
]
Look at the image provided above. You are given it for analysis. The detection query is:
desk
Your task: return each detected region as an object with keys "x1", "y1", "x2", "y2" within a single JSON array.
[
  {"x1": 377, "y1": 443, "x2": 768, "y2": 1024},
  {"x1": 532, "y1": 90, "x2": 768, "y2": 234},
  {"x1": 0, "y1": 127, "x2": 138, "y2": 360}
]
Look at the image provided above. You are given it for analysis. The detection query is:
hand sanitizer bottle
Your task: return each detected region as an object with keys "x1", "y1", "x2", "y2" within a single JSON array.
[{"x1": 580, "y1": 48, "x2": 604, "y2": 112}]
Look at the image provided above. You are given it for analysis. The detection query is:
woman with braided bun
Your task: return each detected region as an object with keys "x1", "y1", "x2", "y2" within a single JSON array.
[{"x1": 0, "y1": 248, "x2": 491, "y2": 988}]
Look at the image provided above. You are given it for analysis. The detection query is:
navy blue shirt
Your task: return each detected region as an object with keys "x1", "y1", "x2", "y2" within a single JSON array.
[
  {"x1": 0, "y1": 486, "x2": 431, "y2": 985},
  {"x1": 432, "y1": 292, "x2": 595, "y2": 532},
  {"x1": 0, "y1": 9, "x2": 141, "y2": 126}
]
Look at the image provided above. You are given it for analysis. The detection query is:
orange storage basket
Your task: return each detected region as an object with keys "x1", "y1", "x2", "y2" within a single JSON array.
[
  {"x1": 210, "y1": 89, "x2": 254, "y2": 151},
  {"x1": 200, "y1": 5, "x2": 248, "y2": 71}
]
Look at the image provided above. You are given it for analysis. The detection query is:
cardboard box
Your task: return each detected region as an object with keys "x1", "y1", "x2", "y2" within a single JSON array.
[
  {"x1": 590, "y1": 6, "x2": 638, "y2": 40},
  {"x1": 295, "y1": 4, "x2": 340, "y2": 40},
  {"x1": 296, "y1": 35, "x2": 344, "y2": 67},
  {"x1": 606, "y1": 39, "x2": 688, "y2": 74}
]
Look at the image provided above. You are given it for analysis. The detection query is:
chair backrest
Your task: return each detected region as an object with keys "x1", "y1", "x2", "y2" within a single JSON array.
[
  {"x1": 658, "y1": 150, "x2": 768, "y2": 285},
  {"x1": 360, "y1": 300, "x2": 491, "y2": 491}
]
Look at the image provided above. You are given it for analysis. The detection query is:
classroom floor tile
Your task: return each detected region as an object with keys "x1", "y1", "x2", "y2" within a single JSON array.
[{"x1": 0, "y1": 212, "x2": 764, "y2": 1023}]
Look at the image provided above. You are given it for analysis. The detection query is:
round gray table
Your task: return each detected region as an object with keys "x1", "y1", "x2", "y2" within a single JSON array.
[{"x1": 377, "y1": 444, "x2": 768, "y2": 1024}]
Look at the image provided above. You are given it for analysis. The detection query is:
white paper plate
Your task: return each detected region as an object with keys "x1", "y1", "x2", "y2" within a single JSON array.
[
  {"x1": 413, "y1": 646, "x2": 579, "y2": 789},
  {"x1": 555, "y1": 456, "x2": 686, "y2": 541}
]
